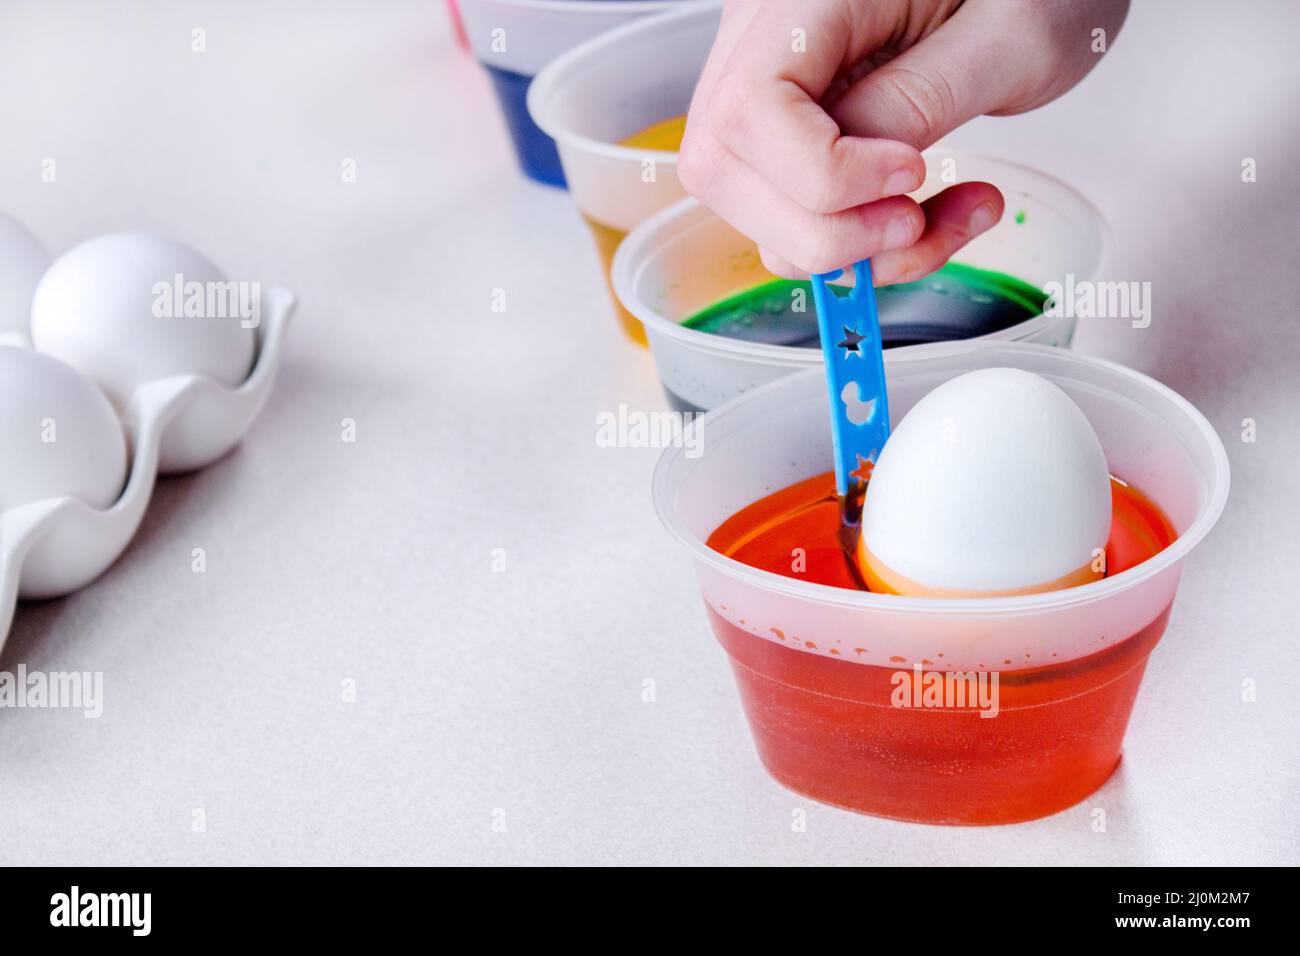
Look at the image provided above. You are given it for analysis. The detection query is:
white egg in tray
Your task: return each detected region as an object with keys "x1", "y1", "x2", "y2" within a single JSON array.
[{"x1": 0, "y1": 212, "x2": 294, "y2": 649}]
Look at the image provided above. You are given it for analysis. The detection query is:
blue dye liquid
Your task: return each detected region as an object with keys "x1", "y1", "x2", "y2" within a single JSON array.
[{"x1": 484, "y1": 64, "x2": 566, "y2": 188}]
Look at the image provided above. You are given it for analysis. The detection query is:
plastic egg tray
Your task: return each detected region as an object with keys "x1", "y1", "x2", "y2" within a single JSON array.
[{"x1": 0, "y1": 213, "x2": 294, "y2": 649}]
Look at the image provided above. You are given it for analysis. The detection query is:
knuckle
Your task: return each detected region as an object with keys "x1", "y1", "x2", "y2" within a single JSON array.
[
  {"x1": 800, "y1": 144, "x2": 851, "y2": 215},
  {"x1": 874, "y1": 66, "x2": 956, "y2": 146},
  {"x1": 795, "y1": 114, "x2": 856, "y2": 213},
  {"x1": 705, "y1": 71, "x2": 750, "y2": 147},
  {"x1": 675, "y1": 136, "x2": 712, "y2": 199}
]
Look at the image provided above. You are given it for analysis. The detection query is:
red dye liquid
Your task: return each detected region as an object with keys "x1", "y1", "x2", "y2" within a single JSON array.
[{"x1": 705, "y1": 471, "x2": 1178, "y2": 824}]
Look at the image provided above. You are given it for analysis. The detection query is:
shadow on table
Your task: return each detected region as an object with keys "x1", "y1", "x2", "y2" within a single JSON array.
[{"x1": 0, "y1": 469, "x2": 205, "y2": 672}]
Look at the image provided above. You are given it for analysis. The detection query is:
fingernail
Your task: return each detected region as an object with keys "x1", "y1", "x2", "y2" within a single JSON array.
[
  {"x1": 969, "y1": 201, "x2": 1000, "y2": 234},
  {"x1": 885, "y1": 215, "x2": 917, "y2": 249},
  {"x1": 883, "y1": 168, "x2": 920, "y2": 195}
]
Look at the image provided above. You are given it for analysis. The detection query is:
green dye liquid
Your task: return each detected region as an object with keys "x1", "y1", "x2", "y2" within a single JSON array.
[{"x1": 681, "y1": 262, "x2": 1048, "y2": 348}]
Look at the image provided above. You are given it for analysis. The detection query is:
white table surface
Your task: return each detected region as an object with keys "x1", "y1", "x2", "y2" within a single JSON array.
[{"x1": 1, "y1": 0, "x2": 1296, "y2": 866}]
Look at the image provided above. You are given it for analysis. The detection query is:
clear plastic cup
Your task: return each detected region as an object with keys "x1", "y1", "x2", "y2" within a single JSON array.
[
  {"x1": 528, "y1": 2, "x2": 721, "y2": 342},
  {"x1": 460, "y1": 0, "x2": 698, "y2": 188},
  {"x1": 615, "y1": 150, "x2": 1112, "y2": 409},
  {"x1": 653, "y1": 341, "x2": 1228, "y2": 824}
]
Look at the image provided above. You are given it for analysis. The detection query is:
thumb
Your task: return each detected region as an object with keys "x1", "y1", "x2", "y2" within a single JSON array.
[{"x1": 826, "y1": 6, "x2": 1043, "y2": 149}]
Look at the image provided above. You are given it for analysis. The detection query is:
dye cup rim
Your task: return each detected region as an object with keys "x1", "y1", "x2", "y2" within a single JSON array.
[
  {"x1": 652, "y1": 340, "x2": 1230, "y2": 618},
  {"x1": 614, "y1": 150, "x2": 1115, "y2": 366},
  {"x1": 526, "y1": 1, "x2": 720, "y2": 165}
]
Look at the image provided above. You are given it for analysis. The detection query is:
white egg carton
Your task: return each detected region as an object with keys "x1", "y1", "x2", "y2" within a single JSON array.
[{"x1": 0, "y1": 212, "x2": 294, "y2": 650}]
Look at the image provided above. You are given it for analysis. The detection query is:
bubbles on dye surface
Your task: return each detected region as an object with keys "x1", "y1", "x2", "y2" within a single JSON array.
[{"x1": 682, "y1": 263, "x2": 1049, "y2": 349}]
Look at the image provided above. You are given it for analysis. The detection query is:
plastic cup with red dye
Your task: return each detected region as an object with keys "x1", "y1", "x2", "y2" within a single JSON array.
[{"x1": 653, "y1": 341, "x2": 1229, "y2": 824}]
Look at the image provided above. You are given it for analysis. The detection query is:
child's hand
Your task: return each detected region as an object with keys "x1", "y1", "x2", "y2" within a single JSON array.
[{"x1": 678, "y1": 0, "x2": 1129, "y2": 282}]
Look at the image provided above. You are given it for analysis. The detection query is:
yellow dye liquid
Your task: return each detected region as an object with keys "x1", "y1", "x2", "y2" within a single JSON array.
[
  {"x1": 622, "y1": 115, "x2": 688, "y2": 151},
  {"x1": 582, "y1": 115, "x2": 687, "y2": 346}
]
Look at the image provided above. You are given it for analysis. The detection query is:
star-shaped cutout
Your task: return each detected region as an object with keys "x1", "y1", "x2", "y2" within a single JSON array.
[
  {"x1": 850, "y1": 454, "x2": 876, "y2": 486},
  {"x1": 837, "y1": 325, "x2": 866, "y2": 356}
]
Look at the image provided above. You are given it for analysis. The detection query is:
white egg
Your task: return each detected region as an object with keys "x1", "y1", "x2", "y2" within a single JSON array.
[
  {"x1": 0, "y1": 346, "x2": 128, "y2": 513},
  {"x1": 30, "y1": 233, "x2": 256, "y2": 410},
  {"x1": 0, "y1": 212, "x2": 51, "y2": 342},
  {"x1": 858, "y1": 367, "x2": 1112, "y2": 596}
]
